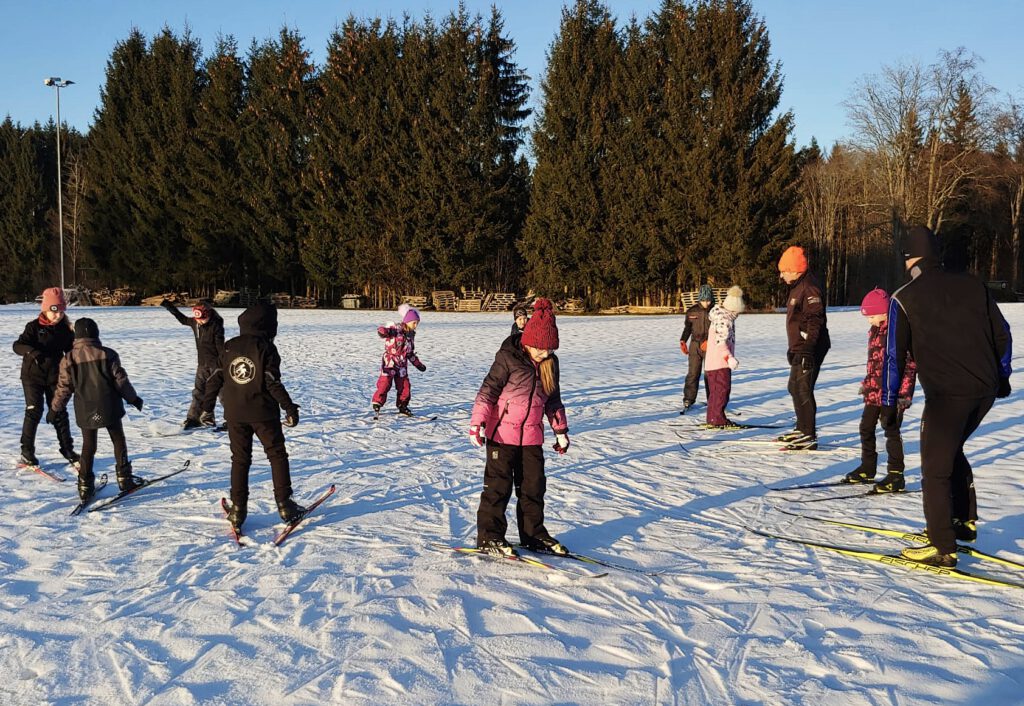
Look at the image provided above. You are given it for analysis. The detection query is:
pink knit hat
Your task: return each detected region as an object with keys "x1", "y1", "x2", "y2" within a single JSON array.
[
  {"x1": 41, "y1": 287, "x2": 66, "y2": 313},
  {"x1": 860, "y1": 288, "x2": 889, "y2": 316},
  {"x1": 521, "y1": 298, "x2": 559, "y2": 350}
]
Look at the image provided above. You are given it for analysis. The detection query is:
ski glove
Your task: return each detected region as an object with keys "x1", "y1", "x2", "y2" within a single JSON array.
[
  {"x1": 553, "y1": 433, "x2": 570, "y2": 455},
  {"x1": 897, "y1": 397, "x2": 912, "y2": 411},
  {"x1": 680, "y1": 341, "x2": 688, "y2": 355},
  {"x1": 413, "y1": 360, "x2": 426, "y2": 372},
  {"x1": 726, "y1": 356, "x2": 739, "y2": 371},
  {"x1": 469, "y1": 424, "x2": 486, "y2": 448},
  {"x1": 700, "y1": 340, "x2": 707, "y2": 353},
  {"x1": 857, "y1": 384, "x2": 866, "y2": 398},
  {"x1": 199, "y1": 411, "x2": 216, "y2": 427},
  {"x1": 131, "y1": 397, "x2": 144, "y2": 411},
  {"x1": 998, "y1": 377, "x2": 1012, "y2": 399},
  {"x1": 284, "y1": 406, "x2": 300, "y2": 427},
  {"x1": 45, "y1": 408, "x2": 59, "y2": 424},
  {"x1": 160, "y1": 299, "x2": 175, "y2": 310}
]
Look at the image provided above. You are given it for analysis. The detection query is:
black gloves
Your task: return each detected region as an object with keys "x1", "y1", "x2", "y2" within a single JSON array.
[
  {"x1": 284, "y1": 406, "x2": 300, "y2": 427},
  {"x1": 46, "y1": 408, "x2": 59, "y2": 424},
  {"x1": 413, "y1": 361, "x2": 426, "y2": 372},
  {"x1": 160, "y1": 299, "x2": 175, "y2": 310},
  {"x1": 998, "y1": 377, "x2": 1011, "y2": 399},
  {"x1": 131, "y1": 397, "x2": 144, "y2": 411}
]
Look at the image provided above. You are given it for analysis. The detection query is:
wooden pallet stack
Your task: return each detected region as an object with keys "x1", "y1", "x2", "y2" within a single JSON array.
[
  {"x1": 483, "y1": 292, "x2": 517, "y2": 311},
  {"x1": 432, "y1": 290, "x2": 457, "y2": 311},
  {"x1": 560, "y1": 298, "x2": 585, "y2": 313},
  {"x1": 269, "y1": 292, "x2": 293, "y2": 308},
  {"x1": 238, "y1": 287, "x2": 259, "y2": 307},
  {"x1": 678, "y1": 288, "x2": 729, "y2": 310},
  {"x1": 401, "y1": 295, "x2": 428, "y2": 309},
  {"x1": 93, "y1": 287, "x2": 137, "y2": 306},
  {"x1": 213, "y1": 290, "x2": 239, "y2": 306},
  {"x1": 293, "y1": 296, "x2": 318, "y2": 309},
  {"x1": 456, "y1": 298, "x2": 483, "y2": 312}
]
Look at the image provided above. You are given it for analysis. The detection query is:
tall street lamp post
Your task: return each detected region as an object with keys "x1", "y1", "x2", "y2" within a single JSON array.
[{"x1": 44, "y1": 77, "x2": 74, "y2": 291}]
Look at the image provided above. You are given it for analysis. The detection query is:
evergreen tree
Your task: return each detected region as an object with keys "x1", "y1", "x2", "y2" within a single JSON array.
[
  {"x1": 0, "y1": 118, "x2": 49, "y2": 299},
  {"x1": 522, "y1": 0, "x2": 619, "y2": 301},
  {"x1": 183, "y1": 35, "x2": 248, "y2": 291},
  {"x1": 84, "y1": 28, "x2": 202, "y2": 291},
  {"x1": 238, "y1": 29, "x2": 315, "y2": 293}
]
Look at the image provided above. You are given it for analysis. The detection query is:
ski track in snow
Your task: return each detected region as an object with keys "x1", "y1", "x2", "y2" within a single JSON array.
[{"x1": 2, "y1": 304, "x2": 1023, "y2": 705}]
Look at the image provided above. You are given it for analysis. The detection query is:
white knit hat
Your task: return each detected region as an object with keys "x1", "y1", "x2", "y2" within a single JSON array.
[{"x1": 723, "y1": 286, "x2": 745, "y2": 313}]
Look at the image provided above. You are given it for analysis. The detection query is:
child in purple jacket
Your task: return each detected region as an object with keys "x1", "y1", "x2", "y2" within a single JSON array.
[
  {"x1": 842, "y1": 288, "x2": 917, "y2": 493},
  {"x1": 372, "y1": 307, "x2": 426, "y2": 417},
  {"x1": 470, "y1": 298, "x2": 570, "y2": 558}
]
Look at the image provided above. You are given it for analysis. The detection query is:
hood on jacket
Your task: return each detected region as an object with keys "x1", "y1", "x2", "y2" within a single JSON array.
[
  {"x1": 74, "y1": 318, "x2": 100, "y2": 339},
  {"x1": 238, "y1": 303, "x2": 278, "y2": 340}
]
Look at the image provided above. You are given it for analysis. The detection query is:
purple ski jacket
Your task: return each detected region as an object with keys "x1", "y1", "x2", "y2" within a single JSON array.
[{"x1": 470, "y1": 335, "x2": 569, "y2": 446}]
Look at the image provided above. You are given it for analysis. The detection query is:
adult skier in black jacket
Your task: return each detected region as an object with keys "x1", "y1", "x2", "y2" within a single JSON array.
[
  {"x1": 885, "y1": 226, "x2": 1012, "y2": 567},
  {"x1": 160, "y1": 299, "x2": 225, "y2": 428},
  {"x1": 202, "y1": 303, "x2": 303, "y2": 531}
]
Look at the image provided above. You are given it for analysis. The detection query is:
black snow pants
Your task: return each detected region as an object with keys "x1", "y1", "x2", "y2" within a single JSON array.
[
  {"x1": 78, "y1": 420, "x2": 130, "y2": 481},
  {"x1": 683, "y1": 347, "x2": 706, "y2": 405},
  {"x1": 227, "y1": 419, "x2": 293, "y2": 508},
  {"x1": 919, "y1": 396, "x2": 993, "y2": 554},
  {"x1": 476, "y1": 442, "x2": 553, "y2": 546},
  {"x1": 21, "y1": 380, "x2": 76, "y2": 460},
  {"x1": 787, "y1": 351, "x2": 826, "y2": 437},
  {"x1": 859, "y1": 405, "x2": 906, "y2": 472}
]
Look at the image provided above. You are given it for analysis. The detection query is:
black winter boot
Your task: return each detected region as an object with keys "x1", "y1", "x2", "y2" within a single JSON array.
[
  {"x1": 276, "y1": 497, "x2": 306, "y2": 523},
  {"x1": 226, "y1": 501, "x2": 247, "y2": 531},
  {"x1": 116, "y1": 463, "x2": 145, "y2": 492},
  {"x1": 18, "y1": 449, "x2": 39, "y2": 466},
  {"x1": 397, "y1": 406, "x2": 414, "y2": 417},
  {"x1": 64, "y1": 451, "x2": 81, "y2": 468},
  {"x1": 842, "y1": 464, "x2": 876, "y2": 484},
  {"x1": 77, "y1": 473, "x2": 96, "y2": 502},
  {"x1": 477, "y1": 538, "x2": 517, "y2": 557},
  {"x1": 873, "y1": 471, "x2": 905, "y2": 493},
  {"x1": 522, "y1": 536, "x2": 569, "y2": 556}
]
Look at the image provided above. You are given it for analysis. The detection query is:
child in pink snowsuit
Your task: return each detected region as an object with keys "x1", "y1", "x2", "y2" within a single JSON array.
[
  {"x1": 704, "y1": 286, "x2": 745, "y2": 427},
  {"x1": 372, "y1": 307, "x2": 425, "y2": 416}
]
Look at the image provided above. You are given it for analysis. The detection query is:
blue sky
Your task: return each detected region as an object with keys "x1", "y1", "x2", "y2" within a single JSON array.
[{"x1": 2, "y1": 0, "x2": 1022, "y2": 149}]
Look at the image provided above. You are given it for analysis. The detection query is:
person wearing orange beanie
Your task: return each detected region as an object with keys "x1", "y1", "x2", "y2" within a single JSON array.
[
  {"x1": 777, "y1": 247, "x2": 831, "y2": 449},
  {"x1": 12, "y1": 287, "x2": 79, "y2": 467}
]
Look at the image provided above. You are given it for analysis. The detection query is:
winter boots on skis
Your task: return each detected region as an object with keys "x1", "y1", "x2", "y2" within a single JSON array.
[
  {"x1": 477, "y1": 538, "x2": 517, "y2": 557},
  {"x1": 842, "y1": 464, "x2": 876, "y2": 484},
  {"x1": 77, "y1": 473, "x2": 95, "y2": 502},
  {"x1": 522, "y1": 536, "x2": 569, "y2": 556},
  {"x1": 873, "y1": 471, "x2": 905, "y2": 493},
  {"x1": 116, "y1": 463, "x2": 145, "y2": 492},
  {"x1": 276, "y1": 497, "x2": 307, "y2": 524}
]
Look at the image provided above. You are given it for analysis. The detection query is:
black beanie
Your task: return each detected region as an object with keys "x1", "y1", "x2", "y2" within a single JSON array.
[
  {"x1": 902, "y1": 226, "x2": 938, "y2": 260},
  {"x1": 74, "y1": 317, "x2": 99, "y2": 338}
]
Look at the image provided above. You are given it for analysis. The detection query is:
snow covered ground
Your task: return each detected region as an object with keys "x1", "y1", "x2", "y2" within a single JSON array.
[{"x1": 1, "y1": 302, "x2": 1023, "y2": 705}]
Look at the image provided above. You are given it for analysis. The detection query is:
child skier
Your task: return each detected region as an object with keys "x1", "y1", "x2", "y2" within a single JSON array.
[
  {"x1": 843, "y1": 288, "x2": 917, "y2": 492},
  {"x1": 511, "y1": 305, "x2": 529, "y2": 335},
  {"x1": 679, "y1": 284, "x2": 715, "y2": 413},
  {"x1": 372, "y1": 307, "x2": 426, "y2": 417},
  {"x1": 704, "y1": 286, "x2": 745, "y2": 427},
  {"x1": 12, "y1": 287, "x2": 79, "y2": 468},
  {"x1": 51, "y1": 318, "x2": 145, "y2": 501},
  {"x1": 160, "y1": 298, "x2": 225, "y2": 428},
  {"x1": 470, "y1": 298, "x2": 570, "y2": 557},
  {"x1": 202, "y1": 303, "x2": 304, "y2": 531}
]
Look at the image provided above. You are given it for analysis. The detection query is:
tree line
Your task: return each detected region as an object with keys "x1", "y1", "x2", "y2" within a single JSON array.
[{"x1": 2, "y1": 0, "x2": 1021, "y2": 308}]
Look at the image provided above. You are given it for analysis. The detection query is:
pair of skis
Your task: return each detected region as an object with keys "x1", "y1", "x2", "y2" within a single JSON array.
[
  {"x1": 751, "y1": 509, "x2": 1024, "y2": 590},
  {"x1": 222, "y1": 484, "x2": 336, "y2": 547},
  {"x1": 85, "y1": 460, "x2": 192, "y2": 513},
  {"x1": 17, "y1": 461, "x2": 74, "y2": 483},
  {"x1": 766, "y1": 478, "x2": 920, "y2": 503}
]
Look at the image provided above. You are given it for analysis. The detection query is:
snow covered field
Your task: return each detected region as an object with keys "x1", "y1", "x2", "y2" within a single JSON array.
[{"x1": 1, "y1": 302, "x2": 1023, "y2": 706}]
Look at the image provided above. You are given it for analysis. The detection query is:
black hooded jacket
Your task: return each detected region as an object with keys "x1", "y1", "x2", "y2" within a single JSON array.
[
  {"x1": 202, "y1": 304, "x2": 295, "y2": 423},
  {"x1": 163, "y1": 303, "x2": 225, "y2": 367},
  {"x1": 13, "y1": 315, "x2": 75, "y2": 385}
]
